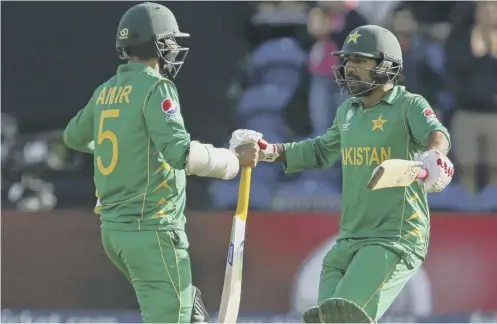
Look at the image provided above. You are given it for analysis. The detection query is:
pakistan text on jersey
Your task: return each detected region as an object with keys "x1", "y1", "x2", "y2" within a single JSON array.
[
  {"x1": 341, "y1": 146, "x2": 391, "y2": 166},
  {"x1": 96, "y1": 86, "x2": 133, "y2": 105}
]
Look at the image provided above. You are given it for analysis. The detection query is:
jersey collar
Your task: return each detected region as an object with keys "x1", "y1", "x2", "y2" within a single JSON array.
[
  {"x1": 117, "y1": 62, "x2": 161, "y2": 77},
  {"x1": 381, "y1": 85, "x2": 404, "y2": 105},
  {"x1": 351, "y1": 85, "x2": 404, "y2": 108}
]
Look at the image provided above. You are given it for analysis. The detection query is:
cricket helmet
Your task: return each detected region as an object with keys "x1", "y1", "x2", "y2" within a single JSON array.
[
  {"x1": 116, "y1": 2, "x2": 190, "y2": 79},
  {"x1": 332, "y1": 25, "x2": 403, "y2": 96}
]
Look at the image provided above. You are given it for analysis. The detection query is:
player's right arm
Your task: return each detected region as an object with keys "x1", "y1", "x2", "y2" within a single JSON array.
[
  {"x1": 63, "y1": 98, "x2": 95, "y2": 154},
  {"x1": 280, "y1": 118, "x2": 341, "y2": 173},
  {"x1": 144, "y1": 80, "x2": 252, "y2": 180},
  {"x1": 231, "y1": 115, "x2": 341, "y2": 173}
]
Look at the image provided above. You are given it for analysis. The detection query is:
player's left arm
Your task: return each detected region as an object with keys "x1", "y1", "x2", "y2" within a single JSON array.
[
  {"x1": 63, "y1": 99, "x2": 95, "y2": 154},
  {"x1": 406, "y1": 95, "x2": 454, "y2": 192},
  {"x1": 425, "y1": 130, "x2": 450, "y2": 156}
]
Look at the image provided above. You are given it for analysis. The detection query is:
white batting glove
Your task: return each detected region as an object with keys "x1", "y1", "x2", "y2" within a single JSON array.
[
  {"x1": 229, "y1": 129, "x2": 263, "y2": 150},
  {"x1": 415, "y1": 150, "x2": 454, "y2": 192},
  {"x1": 258, "y1": 140, "x2": 279, "y2": 162},
  {"x1": 229, "y1": 129, "x2": 280, "y2": 162}
]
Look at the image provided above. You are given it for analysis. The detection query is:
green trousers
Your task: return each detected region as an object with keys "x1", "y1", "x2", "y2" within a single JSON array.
[
  {"x1": 318, "y1": 238, "x2": 422, "y2": 321},
  {"x1": 101, "y1": 229, "x2": 193, "y2": 323}
]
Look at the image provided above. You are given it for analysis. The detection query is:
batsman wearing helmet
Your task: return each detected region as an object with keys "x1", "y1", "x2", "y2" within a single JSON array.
[
  {"x1": 63, "y1": 2, "x2": 259, "y2": 323},
  {"x1": 231, "y1": 25, "x2": 454, "y2": 323}
]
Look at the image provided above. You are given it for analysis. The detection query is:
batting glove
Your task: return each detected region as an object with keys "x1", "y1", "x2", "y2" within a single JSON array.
[
  {"x1": 415, "y1": 150, "x2": 454, "y2": 192},
  {"x1": 229, "y1": 129, "x2": 263, "y2": 150},
  {"x1": 229, "y1": 129, "x2": 279, "y2": 162}
]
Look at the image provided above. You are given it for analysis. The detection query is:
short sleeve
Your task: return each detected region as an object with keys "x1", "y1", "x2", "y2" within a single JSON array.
[
  {"x1": 143, "y1": 80, "x2": 191, "y2": 170},
  {"x1": 405, "y1": 95, "x2": 451, "y2": 148}
]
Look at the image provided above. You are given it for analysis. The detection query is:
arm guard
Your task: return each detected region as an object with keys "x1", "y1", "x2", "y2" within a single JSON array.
[{"x1": 185, "y1": 141, "x2": 239, "y2": 180}]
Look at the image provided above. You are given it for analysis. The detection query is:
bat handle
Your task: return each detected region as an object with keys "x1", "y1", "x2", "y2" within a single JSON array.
[
  {"x1": 235, "y1": 167, "x2": 252, "y2": 216},
  {"x1": 416, "y1": 168, "x2": 429, "y2": 181}
]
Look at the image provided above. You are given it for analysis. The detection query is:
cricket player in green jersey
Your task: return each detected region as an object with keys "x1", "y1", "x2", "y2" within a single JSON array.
[
  {"x1": 63, "y1": 3, "x2": 260, "y2": 323},
  {"x1": 231, "y1": 25, "x2": 455, "y2": 323}
]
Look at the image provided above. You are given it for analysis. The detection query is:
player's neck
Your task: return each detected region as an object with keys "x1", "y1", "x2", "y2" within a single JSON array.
[
  {"x1": 128, "y1": 57, "x2": 161, "y2": 73},
  {"x1": 361, "y1": 84, "x2": 394, "y2": 109}
]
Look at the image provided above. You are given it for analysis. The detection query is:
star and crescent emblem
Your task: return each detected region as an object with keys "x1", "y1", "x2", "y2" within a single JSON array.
[{"x1": 347, "y1": 30, "x2": 361, "y2": 44}]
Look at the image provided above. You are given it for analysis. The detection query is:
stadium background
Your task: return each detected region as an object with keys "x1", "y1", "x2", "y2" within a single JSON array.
[{"x1": 2, "y1": 1, "x2": 496, "y2": 323}]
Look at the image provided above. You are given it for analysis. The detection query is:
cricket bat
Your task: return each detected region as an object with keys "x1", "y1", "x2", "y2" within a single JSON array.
[
  {"x1": 218, "y1": 166, "x2": 252, "y2": 323},
  {"x1": 367, "y1": 159, "x2": 429, "y2": 190}
]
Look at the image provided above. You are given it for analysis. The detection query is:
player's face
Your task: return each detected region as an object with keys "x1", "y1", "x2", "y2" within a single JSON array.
[{"x1": 344, "y1": 56, "x2": 376, "y2": 95}]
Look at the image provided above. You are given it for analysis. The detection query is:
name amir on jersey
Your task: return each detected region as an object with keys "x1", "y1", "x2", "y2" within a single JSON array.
[{"x1": 96, "y1": 86, "x2": 133, "y2": 105}]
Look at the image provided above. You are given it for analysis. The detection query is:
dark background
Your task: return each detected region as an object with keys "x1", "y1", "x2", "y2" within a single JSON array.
[
  {"x1": 1, "y1": 1, "x2": 253, "y2": 209},
  {"x1": 0, "y1": 1, "x2": 462, "y2": 210}
]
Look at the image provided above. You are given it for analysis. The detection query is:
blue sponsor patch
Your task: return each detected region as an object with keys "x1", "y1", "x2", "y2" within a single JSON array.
[{"x1": 227, "y1": 242, "x2": 234, "y2": 265}]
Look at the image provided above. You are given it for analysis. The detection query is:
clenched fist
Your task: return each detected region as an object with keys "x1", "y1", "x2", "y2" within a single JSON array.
[
  {"x1": 234, "y1": 142, "x2": 260, "y2": 167},
  {"x1": 229, "y1": 129, "x2": 263, "y2": 150},
  {"x1": 229, "y1": 129, "x2": 279, "y2": 162}
]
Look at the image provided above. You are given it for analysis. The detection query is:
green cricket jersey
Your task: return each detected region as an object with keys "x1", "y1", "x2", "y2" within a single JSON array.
[
  {"x1": 64, "y1": 62, "x2": 190, "y2": 231},
  {"x1": 283, "y1": 86, "x2": 450, "y2": 261}
]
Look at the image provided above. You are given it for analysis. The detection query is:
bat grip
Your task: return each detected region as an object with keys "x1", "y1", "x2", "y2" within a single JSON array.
[{"x1": 417, "y1": 168, "x2": 429, "y2": 181}]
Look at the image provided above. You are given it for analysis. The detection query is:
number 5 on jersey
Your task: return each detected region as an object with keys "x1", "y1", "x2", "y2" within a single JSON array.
[{"x1": 97, "y1": 109, "x2": 120, "y2": 175}]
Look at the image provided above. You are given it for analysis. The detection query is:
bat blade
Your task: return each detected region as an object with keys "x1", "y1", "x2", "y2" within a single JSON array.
[
  {"x1": 367, "y1": 159, "x2": 428, "y2": 190},
  {"x1": 218, "y1": 216, "x2": 245, "y2": 323},
  {"x1": 218, "y1": 167, "x2": 252, "y2": 324}
]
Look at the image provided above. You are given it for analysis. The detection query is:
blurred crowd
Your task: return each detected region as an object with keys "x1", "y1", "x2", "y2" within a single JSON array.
[
  {"x1": 2, "y1": 1, "x2": 496, "y2": 213},
  {"x1": 211, "y1": 1, "x2": 497, "y2": 212}
]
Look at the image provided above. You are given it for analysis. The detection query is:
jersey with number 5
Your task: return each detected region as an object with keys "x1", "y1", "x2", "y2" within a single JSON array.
[{"x1": 64, "y1": 62, "x2": 191, "y2": 232}]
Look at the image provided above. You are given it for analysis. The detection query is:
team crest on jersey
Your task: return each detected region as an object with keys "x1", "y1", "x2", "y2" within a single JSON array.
[
  {"x1": 161, "y1": 98, "x2": 178, "y2": 115},
  {"x1": 341, "y1": 109, "x2": 354, "y2": 131}
]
